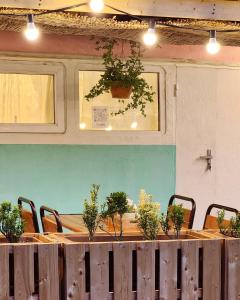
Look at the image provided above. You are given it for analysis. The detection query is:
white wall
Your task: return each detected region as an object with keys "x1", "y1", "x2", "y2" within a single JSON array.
[{"x1": 176, "y1": 64, "x2": 240, "y2": 228}]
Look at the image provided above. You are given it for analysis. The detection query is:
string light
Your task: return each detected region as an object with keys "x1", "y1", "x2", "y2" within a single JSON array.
[
  {"x1": 143, "y1": 20, "x2": 158, "y2": 47},
  {"x1": 89, "y1": 0, "x2": 104, "y2": 13},
  {"x1": 24, "y1": 14, "x2": 39, "y2": 41},
  {"x1": 105, "y1": 125, "x2": 112, "y2": 131},
  {"x1": 206, "y1": 30, "x2": 220, "y2": 55}
]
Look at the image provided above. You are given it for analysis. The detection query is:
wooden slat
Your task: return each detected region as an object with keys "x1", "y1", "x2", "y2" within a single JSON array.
[
  {"x1": 65, "y1": 244, "x2": 86, "y2": 300},
  {"x1": 203, "y1": 239, "x2": 221, "y2": 300},
  {"x1": 181, "y1": 240, "x2": 199, "y2": 300},
  {"x1": 137, "y1": 241, "x2": 155, "y2": 300},
  {"x1": 14, "y1": 244, "x2": 34, "y2": 300},
  {"x1": 42, "y1": 216, "x2": 58, "y2": 233},
  {"x1": 225, "y1": 239, "x2": 240, "y2": 300},
  {"x1": 0, "y1": 245, "x2": 9, "y2": 300},
  {"x1": 90, "y1": 243, "x2": 109, "y2": 300},
  {"x1": 159, "y1": 241, "x2": 178, "y2": 300},
  {"x1": 4, "y1": 0, "x2": 240, "y2": 22},
  {"x1": 38, "y1": 244, "x2": 59, "y2": 300},
  {"x1": 113, "y1": 242, "x2": 132, "y2": 300}
]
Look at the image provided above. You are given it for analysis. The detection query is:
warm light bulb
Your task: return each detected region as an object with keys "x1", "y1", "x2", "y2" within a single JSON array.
[
  {"x1": 206, "y1": 30, "x2": 220, "y2": 55},
  {"x1": 131, "y1": 121, "x2": 138, "y2": 129},
  {"x1": 105, "y1": 125, "x2": 112, "y2": 131},
  {"x1": 24, "y1": 14, "x2": 39, "y2": 41},
  {"x1": 80, "y1": 122, "x2": 87, "y2": 129},
  {"x1": 143, "y1": 28, "x2": 157, "y2": 46},
  {"x1": 89, "y1": 0, "x2": 104, "y2": 12}
]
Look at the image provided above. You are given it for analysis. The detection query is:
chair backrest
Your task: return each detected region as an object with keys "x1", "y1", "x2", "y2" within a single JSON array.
[
  {"x1": 40, "y1": 205, "x2": 63, "y2": 233},
  {"x1": 167, "y1": 194, "x2": 196, "y2": 229},
  {"x1": 18, "y1": 197, "x2": 40, "y2": 233},
  {"x1": 203, "y1": 203, "x2": 239, "y2": 230}
]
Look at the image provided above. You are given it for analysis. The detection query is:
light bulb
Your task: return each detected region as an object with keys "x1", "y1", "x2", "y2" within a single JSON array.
[
  {"x1": 143, "y1": 20, "x2": 157, "y2": 47},
  {"x1": 131, "y1": 121, "x2": 138, "y2": 129},
  {"x1": 24, "y1": 14, "x2": 39, "y2": 41},
  {"x1": 206, "y1": 30, "x2": 220, "y2": 55},
  {"x1": 80, "y1": 122, "x2": 87, "y2": 129},
  {"x1": 89, "y1": 0, "x2": 104, "y2": 12},
  {"x1": 105, "y1": 125, "x2": 112, "y2": 131}
]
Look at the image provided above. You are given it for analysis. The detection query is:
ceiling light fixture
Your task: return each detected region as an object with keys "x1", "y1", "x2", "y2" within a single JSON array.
[{"x1": 89, "y1": 0, "x2": 104, "y2": 13}]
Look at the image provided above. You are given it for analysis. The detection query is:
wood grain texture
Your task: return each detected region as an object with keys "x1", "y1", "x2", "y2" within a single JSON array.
[
  {"x1": 203, "y1": 239, "x2": 221, "y2": 300},
  {"x1": 113, "y1": 242, "x2": 132, "y2": 300},
  {"x1": 65, "y1": 244, "x2": 86, "y2": 300},
  {"x1": 137, "y1": 241, "x2": 156, "y2": 300},
  {"x1": 0, "y1": 245, "x2": 9, "y2": 300},
  {"x1": 38, "y1": 244, "x2": 59, "y2": 300},
  {"x1": 159, "y1": 241, "x2": 178, "y2": 300},
  {"x1": 225, "y1": 239, "x2": 240, "y2": 300},
  {"x1": 90, "y1": 243, "x2": 109, "y2": 300},
  {"x1": 181, "y1": 240, "x2": 199, "y2": 300},
  {"x1": 14, "y1": 244, "x2": 34, "y2": 300}
]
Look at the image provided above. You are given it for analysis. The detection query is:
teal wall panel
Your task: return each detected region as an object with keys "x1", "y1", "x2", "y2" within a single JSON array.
[{"x1": 0, "y1": 145, "x2": 176, "y2": 216}]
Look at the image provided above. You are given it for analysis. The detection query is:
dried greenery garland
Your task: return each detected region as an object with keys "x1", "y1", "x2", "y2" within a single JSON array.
[{"x1": 85, "y1": 38, "x2": 155, "y2": 116}]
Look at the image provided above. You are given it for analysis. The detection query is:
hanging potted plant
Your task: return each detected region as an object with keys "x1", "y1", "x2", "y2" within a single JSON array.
[{"x1": 85, "y1": 38, "x2": 155, "y2": 116}]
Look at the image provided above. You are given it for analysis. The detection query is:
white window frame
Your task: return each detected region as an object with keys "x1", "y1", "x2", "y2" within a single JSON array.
[
  {"x1": 76, "y1": 61, "x2": 166, "y2": 135},
  {"x1": 0, "y1": 60, "x2": 65, "y2": 133}
]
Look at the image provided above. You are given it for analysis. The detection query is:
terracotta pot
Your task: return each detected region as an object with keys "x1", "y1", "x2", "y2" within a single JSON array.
[{"x1": 110, "y1": 83, "x2": 132, "y2": 99}]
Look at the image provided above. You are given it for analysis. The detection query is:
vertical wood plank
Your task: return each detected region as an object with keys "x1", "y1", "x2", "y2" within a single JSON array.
[
  {"x1": 137, "y1": 241, "x2": 155, "y2": 300},
  {"x1": 90, "y1": 243, "x2": 109, "y2": 300},
  {"x1": 113, "y1": 242, "x2": 132, "y2": 300},
  {"x1": 0, "y1": 245, "x2": 9, "y2": 300},
  {"x1": 159, "y1": 241, "x2": 178, "y2": 300},
  {"x1": 203, "y1": 240, "x2": 221, "y2": 300},
  {"x1": 38, "y1": 244, "x2": 59, "y2": 300},
  {"x1": 181, "y1": 240, "x2": 199, "y2": 300},
  {"x1": 65, "y1": 244, "x2": 86, "y2": 300},
  {"x1": 14, "y1": 244, "x2": 34, "y2": 300},
  {"x1": 225, "y1": 239, "x2": 240, "y2": 300}
]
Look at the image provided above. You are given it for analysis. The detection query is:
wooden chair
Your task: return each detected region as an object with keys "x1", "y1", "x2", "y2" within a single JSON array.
[
  {"x1": 18, "y1": 197, "x2": 40, "y2": 233},
  {"x1": 40, "y1": 206, "x2": 63, "y2": 233},
  {"x1": 203, "y1": 203, "x2": 239, "y2": 229},
  {"x1": 167, "y1": 194, "x2": 196, "y2": 229}
]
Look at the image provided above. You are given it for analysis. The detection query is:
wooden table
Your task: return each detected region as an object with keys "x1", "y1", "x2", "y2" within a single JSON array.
[{"x1": 46, "y1": 213, "x2": 139, "y2": 233}]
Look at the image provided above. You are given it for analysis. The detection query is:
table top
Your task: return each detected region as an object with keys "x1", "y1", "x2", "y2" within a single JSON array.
[{"x1": 46, "y1": 213, "x2": 139, "y2": 233}]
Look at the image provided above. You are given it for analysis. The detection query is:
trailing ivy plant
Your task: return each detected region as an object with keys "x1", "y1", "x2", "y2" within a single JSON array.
[
  {"x1": 101, "y1": 191, "x2": 129, "y2": 241},
  {"x1": 0, "y1": 201, "x2": 24, "y2": 243},
  {"x1": 169, "y1": 204, "x2": 184, "y2": 239},
  {"x1": 137, "y1": 202, "x2": 161, "y2": 240},
  {"x1": 82, "y1": 184, "x2": 103, "y2": 241},
  {"x1": 85, "y1": 38, "x2": 155, "y2": 116}
]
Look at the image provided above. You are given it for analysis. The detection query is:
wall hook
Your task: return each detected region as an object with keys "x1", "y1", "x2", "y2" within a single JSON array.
[{"x1": 200, "y1": 149, "x2": 213, "y2": 171}]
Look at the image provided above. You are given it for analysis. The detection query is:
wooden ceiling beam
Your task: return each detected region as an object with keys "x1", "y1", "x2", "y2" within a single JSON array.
[{"x1": 1, "y1": 0, "x2": 240, "y2": 22}]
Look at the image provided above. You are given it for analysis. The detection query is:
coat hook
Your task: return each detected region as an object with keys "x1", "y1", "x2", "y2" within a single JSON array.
[{"x1": 200, "y1": 149, "x2": 213, "y2": 171}]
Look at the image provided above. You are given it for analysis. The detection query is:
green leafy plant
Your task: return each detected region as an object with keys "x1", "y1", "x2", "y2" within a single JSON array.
[
  {"x1": 217, "y1": 209, "x2": 226, "y2": 231},
  {"x1": 82, "y1": 184, "x2": 103, "y2": 241},
  {"x1": 101, "y1": 191, "x2": 129, "y2": 240},
  {"x1": 0, "y1": 201, "x2": 24, "y2": 243},
  {"x1": 159, "y1": 212, "x2": 170, "y2": 237},
  {"x1": 137, "y1": 202, "x2": 161, "y2": 240},
  {"x1": 85, "y1": 38, "x2": 155, "y2": 116},
  {"x1": 169, "y1": 204, "x2": 184, "y2": 239}
]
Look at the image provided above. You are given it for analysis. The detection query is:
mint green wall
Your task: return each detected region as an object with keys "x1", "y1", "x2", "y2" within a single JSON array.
[{"x1": 0, "y1": 145, "x2": 175, "y2": 216}]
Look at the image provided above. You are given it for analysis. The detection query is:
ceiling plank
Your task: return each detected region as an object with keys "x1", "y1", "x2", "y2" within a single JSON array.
[{"x1": 2, "y1": 0, "x2": 240, "y2": 22}]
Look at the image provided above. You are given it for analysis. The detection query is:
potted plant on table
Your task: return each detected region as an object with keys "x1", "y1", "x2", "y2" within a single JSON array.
[
  {"x1": 0, "y1": 201, "x2": 24, "y2": 243},
  {"x1": 85, "y1": 38, "x2": 155, "y2": 116}
]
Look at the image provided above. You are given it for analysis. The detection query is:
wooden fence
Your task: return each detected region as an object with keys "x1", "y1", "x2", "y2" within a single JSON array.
[
  {"x1": 1, "y1": 237, "x2": 240, "y2": 300},
  {"x1": 0, "y1": 243, "x2": 60, "y2": 300}
]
